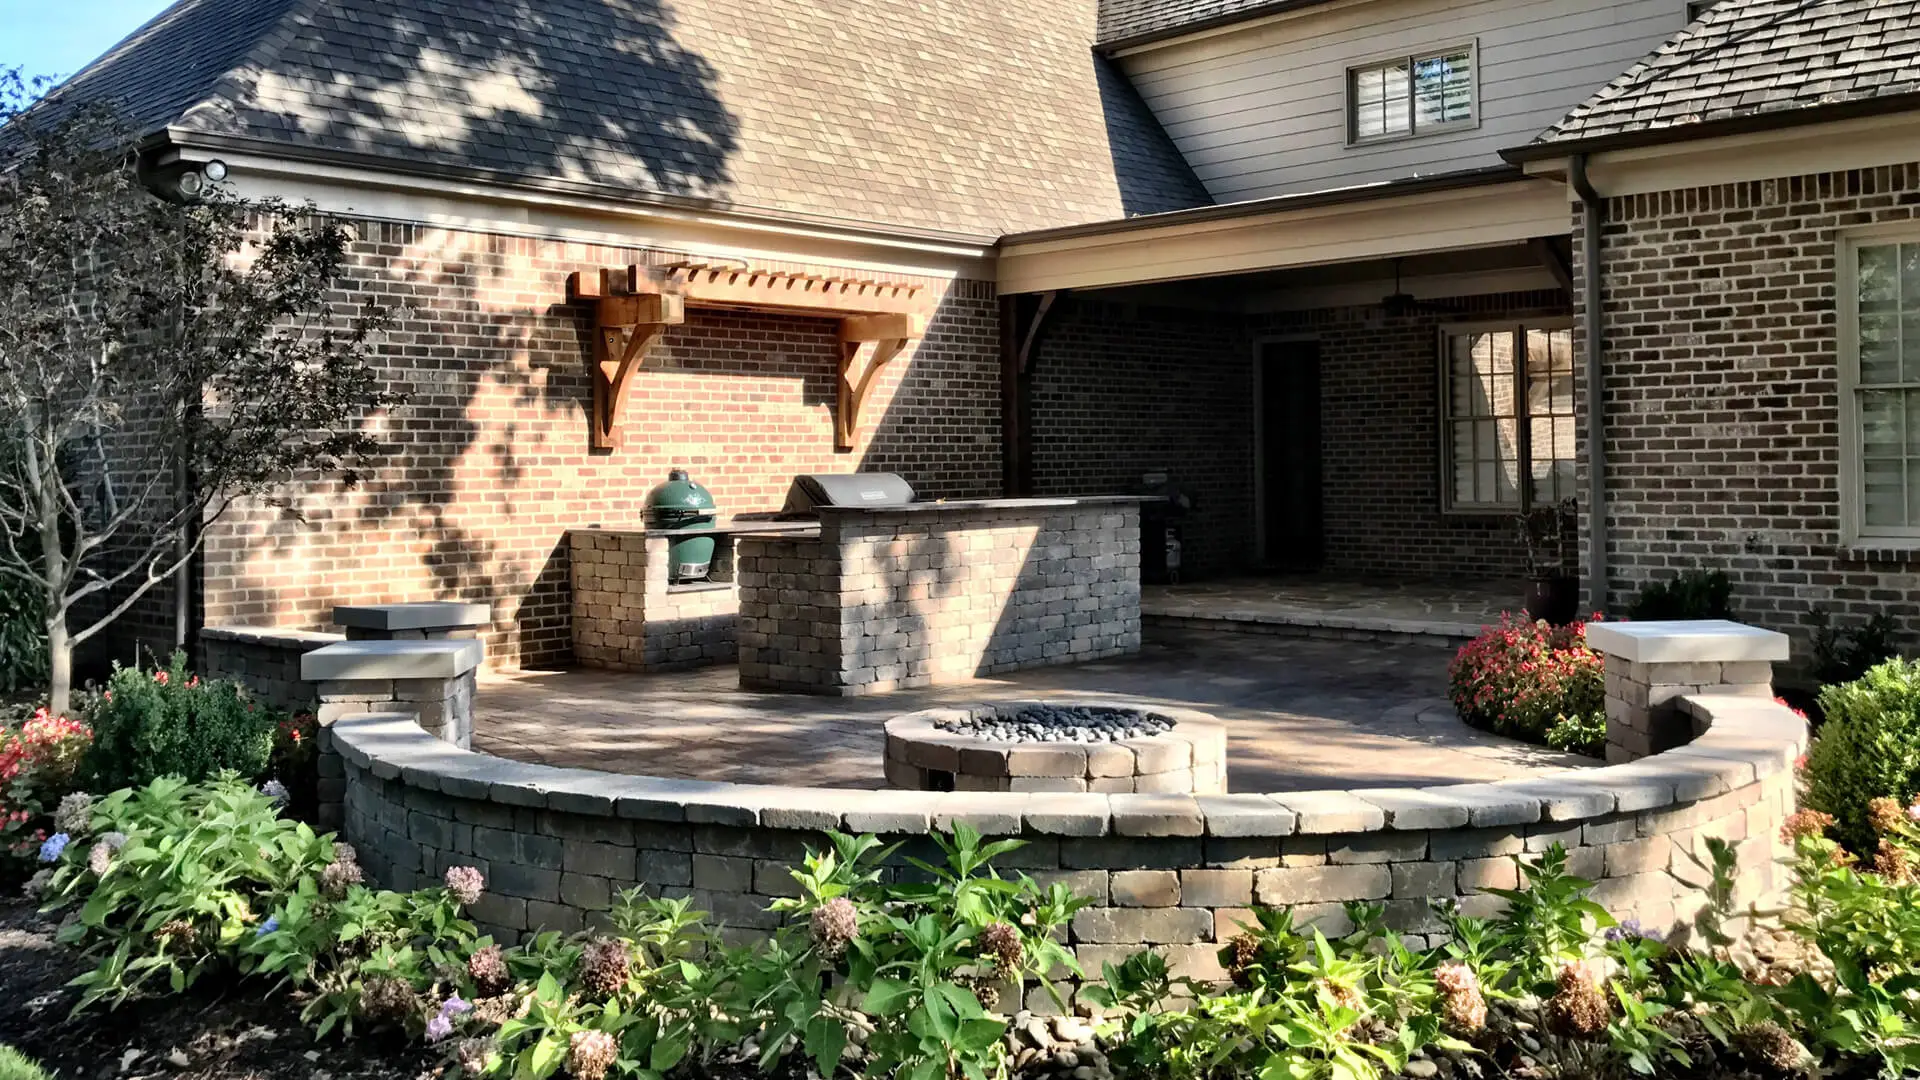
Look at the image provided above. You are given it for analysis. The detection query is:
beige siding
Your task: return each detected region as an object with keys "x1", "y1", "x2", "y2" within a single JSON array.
[{"x1": 1119, "y1": 0, "x2": 1688, "y2": 202}]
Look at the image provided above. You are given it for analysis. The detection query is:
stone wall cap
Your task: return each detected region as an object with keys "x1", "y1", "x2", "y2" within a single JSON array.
[
  {"x1": 1585, "y1": 620, "x2": 1789, "y2": 664},
  {"x1": 331, "y1": 602, "x2": 492, "y2": 632},
  {"x1": 200, "y1": 625, "x2": 345, "y2": 649},
  {"x1": 302, "y1": 639, "x2": 483, "y2": 681}
]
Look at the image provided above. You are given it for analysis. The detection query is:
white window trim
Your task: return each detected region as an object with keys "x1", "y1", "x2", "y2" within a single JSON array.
[
  {"x1": 1838, "y1": 225, "x2": 1920, "y2": 545},
  {"x1": 1345, "y1": 41, "x2": 1480, "y2": 148},
  {"x1": 1436, "y1": 317, "x2": 1576, "y2": 515}
]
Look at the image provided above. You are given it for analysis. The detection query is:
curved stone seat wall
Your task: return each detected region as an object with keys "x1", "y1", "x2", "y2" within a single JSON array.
[{"x1": 326, "y1": 693, "x2": 1804, "y2": 1002}]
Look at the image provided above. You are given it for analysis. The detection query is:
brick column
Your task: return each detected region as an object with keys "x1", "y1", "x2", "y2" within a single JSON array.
[{"x1": 1585, "y1": 620, "x2": 1788, "y2": 763}]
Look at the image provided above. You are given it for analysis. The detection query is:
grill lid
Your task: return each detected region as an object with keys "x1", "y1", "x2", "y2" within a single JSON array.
[{"x1": 782, "y1": 473, "x2": 916, "y2": 515}]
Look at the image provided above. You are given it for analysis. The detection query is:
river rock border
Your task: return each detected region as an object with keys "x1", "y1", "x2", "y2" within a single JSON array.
[{"x1": 326, "y1": 688, "x2": 1804, "y2": 1009}]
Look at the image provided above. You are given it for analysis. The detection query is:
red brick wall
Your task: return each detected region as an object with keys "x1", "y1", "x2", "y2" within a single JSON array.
[
  {"x1": 198, "y1": 219, "x2": 1001, "y2": 669},
  {"x1": 1027, "y1": 297, "x2": 1255, "y2": 576},
  {"x1": 1573, "y1": 164, "x2": 1920, "y2": 647},
  {"x1": 1250, "y1": 292, "x2": 1569, "y2": 581}
]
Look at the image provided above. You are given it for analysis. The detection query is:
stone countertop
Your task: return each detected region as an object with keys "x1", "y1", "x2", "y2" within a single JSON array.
[
  {"x1": 572, "y1": 520, "x2": 822, "y2": 538},
  {"x1": 814, "y1": 495, "x2": 1154, "y2": 516}
]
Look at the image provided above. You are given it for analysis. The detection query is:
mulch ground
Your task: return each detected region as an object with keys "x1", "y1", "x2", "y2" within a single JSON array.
[{"x1": 0, "y1": 900, "x2": 438, "y2": 1080}]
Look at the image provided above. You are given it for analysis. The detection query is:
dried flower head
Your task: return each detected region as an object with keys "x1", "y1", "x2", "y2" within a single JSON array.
[
  {"x1": 23, "y1": 869, "x2": 53, "y2": 900},
  {"x1": 1868, "y1": 797, "x2": 1905, "y2": 837},
  {"x1": 87, "y1": 840, "x2": 114, "y2": 876},
  {"x1": 978, "y1": 921, "x2": 1024, "y2": 974},
  {"x1": 358, "y1": 974, "x2": 419, "y2": 1024},
  {"x1": 100, "y1": 831, "x2": 126, "y2": 850},
  {"x1": 454, "y1": 1038, "x2": 495, "y2": 1076},
  {"x1": 567, "y1": 1029, "x2": 618, "y2": 1080},
  {"x1": 809, "y1": 897, "x2": 858, "y2": 959},
  {"x1": 52, "y1": 792, "x2": 93, "y2": 836},
  {"x1": 1546, "y1": 961, "x2": 1610, "y2": 1037},
  {"x1": 1226, "y1": 932, "x2": 1261, "y2": 988},
  {"x1": 157, "y1": 918, "x2": 197, "y2": 946},
  {"x1": 1874, "y1": 838, "x2": 1914, "y2": 884},
  {"x1": 334, "y1": 841, "x2": 358, "y2": 865},
  {"x1": 259, "y1": 779, "x2": 290, "y2": 807},
  {"x1": 444, "y1": 865, "x2": 485, "y2": 907},
  {"x1": 1314, "y1": 978, "x2": 1364, "y2": 1014},
  {"x1": 321, "y1": 857, "x2": 364, "y2": 899},
  {"x1": 468, "y1": 945, "x2": 510, "y2": 995},
  {"x1": 1734, "y1": 1021, "x2": 1809, "y2": 1072},
  {"x1": 1435, "y1": 962, "x2": 1488, "y2": 1033},
  {"x1": 580, "y1": 939, "x2": 631, "y2": 997},
  {"x1": 470, "y1": 996, "x2": 515, "y2": 1027},
  {"x1": 1781, "y1": 808, "x2": 1836, "y2": 842}
]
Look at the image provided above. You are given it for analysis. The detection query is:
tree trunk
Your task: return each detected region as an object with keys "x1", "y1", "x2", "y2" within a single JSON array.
[{"x1": 46, "y1": 611, "x2": 71, "y2": 718}]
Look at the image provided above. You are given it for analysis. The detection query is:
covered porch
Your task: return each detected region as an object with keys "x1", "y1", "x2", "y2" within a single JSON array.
[{"x1": 997, "y1": 168, "x2": 1587, "y2": 600}]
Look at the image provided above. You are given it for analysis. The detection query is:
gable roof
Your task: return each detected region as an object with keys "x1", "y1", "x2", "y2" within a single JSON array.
[
  {"x1": 43, "y1": 0, "x2": 1210, "y2": 239},
  {"x1": 1096, "y1": 0, "x2": 1333, "y2": 50},
  {"x1": 1520, "y1": 0, "x2": 1920, "y2": 153}
]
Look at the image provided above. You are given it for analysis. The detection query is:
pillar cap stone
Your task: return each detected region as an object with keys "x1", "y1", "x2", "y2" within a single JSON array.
[
  {"x1": 302, "y1": 639, "x2": 483, "y2": 681},
  {"x1": 1585, "y1": 620, "x2": 1789, "y2": 664},
  {"x1": 332, "y1": 602, "x2": 491, "y2": 632}
]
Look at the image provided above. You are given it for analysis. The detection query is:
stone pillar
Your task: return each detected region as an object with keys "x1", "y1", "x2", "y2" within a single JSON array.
[
  {"x1": 300, "y1": 639, "x2": 482, "y2": 747},
  {"x1": 1584, "y1": 620, "x2": 1789, "y2": 764},
  {"x1": 332, "y1": 602, "x2": 490, "y2": 641}
]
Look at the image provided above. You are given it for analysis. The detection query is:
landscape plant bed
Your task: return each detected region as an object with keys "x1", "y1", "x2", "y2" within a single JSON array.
[{"x1": 3, "y1": 773, "x2": 1917, "y2": 1080}]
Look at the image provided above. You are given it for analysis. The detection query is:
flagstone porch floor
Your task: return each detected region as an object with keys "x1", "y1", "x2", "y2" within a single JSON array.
[
  {"x1": 473, "y1": 623, "x2": 1585, "y2": 792},
  {"x1": 1141, "y1": 575, "x2": 1521, "y2": 647}
]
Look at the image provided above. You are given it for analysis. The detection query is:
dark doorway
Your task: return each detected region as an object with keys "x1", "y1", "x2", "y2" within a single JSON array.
[{"x1": 1259, "y1": 340, "x2": 1324, "y2": 568}]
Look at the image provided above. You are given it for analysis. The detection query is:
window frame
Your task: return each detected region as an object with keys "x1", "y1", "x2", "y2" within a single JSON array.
[
  {"x1": 1436, "y1": 318, "x2": 1577, "y2": 515},
  {"x1": 1838, "y1": 226, "x2": 1920, "y2": 545},
  {"x1": 1345, "y1": 41, "x2": 1480, "y2": 147}
]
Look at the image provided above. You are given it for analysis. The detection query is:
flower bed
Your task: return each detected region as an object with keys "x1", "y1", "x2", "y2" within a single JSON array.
[
  {"x1": 1449, "y1": 614, "x2": 1606, "y2": 756},
  {"x1": 15, "y1": 773, "x2": 1920, "y2": 1080}
]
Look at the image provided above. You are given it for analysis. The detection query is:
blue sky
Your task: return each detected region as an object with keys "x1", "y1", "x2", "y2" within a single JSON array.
[{"x1": 1, "y1": 0, "x2": 173, "y2": 82}]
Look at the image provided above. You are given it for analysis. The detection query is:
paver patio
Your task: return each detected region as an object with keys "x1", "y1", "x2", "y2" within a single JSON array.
[{"x1": 474, "y1": 627, "x2": 1587, "y2": 790}]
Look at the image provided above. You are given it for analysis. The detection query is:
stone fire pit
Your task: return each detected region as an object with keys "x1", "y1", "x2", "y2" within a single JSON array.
[{"x1": 883, "y1": 701, "x2": 1227, "y2": 793}]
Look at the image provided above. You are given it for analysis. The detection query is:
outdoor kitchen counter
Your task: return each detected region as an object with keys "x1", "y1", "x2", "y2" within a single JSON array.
[{"x1": 734, "y1": 497, "x2": 1145, "y2": 695}]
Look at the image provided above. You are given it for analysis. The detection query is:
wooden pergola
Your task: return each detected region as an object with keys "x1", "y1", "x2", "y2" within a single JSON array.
[{"x1": 566, "y1": 262, "x2": 931, "y2": 451}]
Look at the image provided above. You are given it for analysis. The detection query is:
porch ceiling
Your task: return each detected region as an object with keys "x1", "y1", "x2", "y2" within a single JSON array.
[{"x1": 995, "y1": 172, "x2": 1571, "y2": 295}]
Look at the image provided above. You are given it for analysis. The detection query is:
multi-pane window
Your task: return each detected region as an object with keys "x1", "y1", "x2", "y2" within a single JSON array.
[
  {"x1": 1440, "y1": 323, "x2": 1577, "y2": 511},
  {"x1": 1349, "y1": 45, "x2": 1475, "y2": 142},
  {"x1": 1847, "y1": 240, "x2": 1920, "y2": 537}
]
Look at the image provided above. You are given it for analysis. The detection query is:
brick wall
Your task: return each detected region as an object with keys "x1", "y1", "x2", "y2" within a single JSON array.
[
  {"x1": 1026, "y1": 290, "x2": 1567, "y2": 581},
  {"x1": 197, "y1": 219, "x2": 1002, "y2": 670},
  {"x1": 1249, "y1": 291, "x2": 1570, "y2": 580},
  {"x1": 1573, "y1": 165, "x2": 1920, "y2": 648},
  {"x1": 735, "y1": 501, "x2": 1143, "y2": 694},
  {"x1": 1028, "y1": 297, "x2": 1254, "y2": 577}
]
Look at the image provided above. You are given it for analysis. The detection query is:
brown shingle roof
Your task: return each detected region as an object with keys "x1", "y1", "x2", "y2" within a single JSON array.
[
  {"x1": 1096, "y1": 0, "x2": 1334, "y2": 49},
  {"x1": 45, "y1": 0, "x2": 1210, "y2": 238},
  {"x1": 1528, "y1": 0, "x2": 1920, "y2": 148}
]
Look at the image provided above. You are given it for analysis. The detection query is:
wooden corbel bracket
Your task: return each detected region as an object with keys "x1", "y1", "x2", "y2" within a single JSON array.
[
  {"x1": 836, "y1": 313, "x2": 927, "y2": 452},
  {"x1": 589, "y1": 290, "x2": 685, "y2": 450}
]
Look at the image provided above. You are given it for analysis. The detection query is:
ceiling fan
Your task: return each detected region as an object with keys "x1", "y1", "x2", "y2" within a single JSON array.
[{"x1": 1375, "y1": 257, "x2": 1464, "y2": 317}]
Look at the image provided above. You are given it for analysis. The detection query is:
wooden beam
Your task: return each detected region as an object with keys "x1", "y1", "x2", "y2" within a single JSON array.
[
  {"x1": 1016, "y1": 290, "x2": 1059, "y2": 374},
  {"x1": 834, "y1": 314, "x2": 926, "y2": 452},
  {"x1": 588, "y1": 293, "x2": 685, "y2": 451},
  {"x1": 613, "y1": 263, "x2": 929, "y2": 317},
  {"x1": 1529, "y1": 237, "x2": 1576, "y2": 296}
]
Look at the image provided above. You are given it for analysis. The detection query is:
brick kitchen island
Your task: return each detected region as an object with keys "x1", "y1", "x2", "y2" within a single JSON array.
[{"x1": 734, "y1": 497, "x2": 1144, "y2": 694}]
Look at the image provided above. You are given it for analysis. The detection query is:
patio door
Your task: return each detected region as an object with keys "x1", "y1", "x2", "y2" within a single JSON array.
[{"x1": 1259, "y1": 341, "x2": 1324, "y2": 569}]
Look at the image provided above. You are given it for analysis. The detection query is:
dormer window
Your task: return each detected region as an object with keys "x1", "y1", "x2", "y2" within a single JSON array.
[{"x1": 1348, "y1": 44, "x2": 1477, "y2": 144}]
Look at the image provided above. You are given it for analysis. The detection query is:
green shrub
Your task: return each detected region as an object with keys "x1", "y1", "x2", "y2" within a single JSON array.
[
  {"x1": 80, "y1": 652, "x2": 277, "y2": 790},
  {"x1": 1805, "y1": 659, "x2": 1920, "y2": 854},
  {"x1": 1449, "y1": 614, "x2": 1605, "y2": 745},
  {"x1": 1544, "y1": 711, "x2": 1607, "y2": 757},
  {"x1": 1627, "y1": 568, "x2": 1732, "y2": 620},
  {"x1": 1809, "y1": 608, "x2": 1901, "y2": 687},
  {"x1": 0, "y1": 1046, "x2": 51, "y2": 1080},
  {"x1": 0, "y1": 559, "x2": 48, "y2": 695}
]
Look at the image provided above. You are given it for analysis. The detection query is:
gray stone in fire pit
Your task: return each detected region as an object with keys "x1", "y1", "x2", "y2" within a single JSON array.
[{"x1": 934, "y1": 703, "x2": 1176, "y2": 744}]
